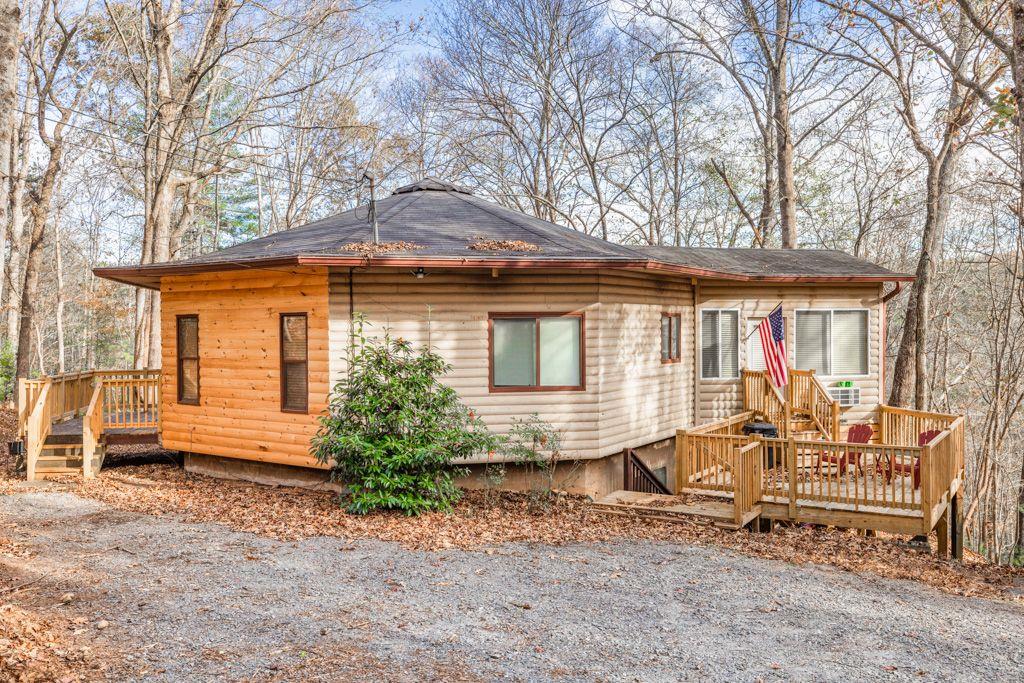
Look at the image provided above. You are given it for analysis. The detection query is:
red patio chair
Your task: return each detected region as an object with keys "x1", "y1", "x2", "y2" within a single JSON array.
[
  {"x1": 875, "y1": 429, "x2": 941, "y2": 490},
  {"x1": 815, "y1": 423, "x2": 872, "y2": 476}
]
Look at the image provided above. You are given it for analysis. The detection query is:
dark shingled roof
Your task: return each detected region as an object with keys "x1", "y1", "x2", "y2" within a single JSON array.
[
  {"x1": 94, "y1": 177, "x2": 913, "y2": 288},
  {"x1": 636, "y1": 246, "x2": 906, "y2": 279}
]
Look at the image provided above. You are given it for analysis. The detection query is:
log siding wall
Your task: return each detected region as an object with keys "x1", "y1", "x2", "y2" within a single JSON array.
[
  {"x1": 327, "y1": 268, "x2": 693, "y2": 462},
  {"x1": 160, "y1": 267, "x2": 330, "y2": 468},
  {"x1": 695, "y1": 283, "x2": 885, "y2": 424},
  {"x1": 156, "y1": 267, "x2": 885, "y2": 471}
]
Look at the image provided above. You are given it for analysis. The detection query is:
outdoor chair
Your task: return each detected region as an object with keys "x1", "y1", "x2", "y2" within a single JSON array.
[
  {"x1": 815, "y1": 423, "x2": 873, "y2": 476},
  {"x1": 875, "y1": 429, "x2": 942, "y2": 490}
]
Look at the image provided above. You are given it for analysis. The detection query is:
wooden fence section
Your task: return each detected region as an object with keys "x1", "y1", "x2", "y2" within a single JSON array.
[
  {"x1": 23, "y1": 383, "x2": 52, "y2": 481},
  {"x1": 678, "y1": 403, "x2": 966, "y2": 535},
  {"x1": 919, "y1": 416, "x2": 966, "y2": 528}
]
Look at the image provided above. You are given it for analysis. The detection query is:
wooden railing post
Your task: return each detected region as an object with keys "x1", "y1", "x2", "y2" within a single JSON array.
[
  {"x1": 920, "y1": 444, "x2": 932, "y2": 529},
  {"x1": 675, "y1": 429, "x2": 688, "y2": 494},
  {"x1": 831, "y1": 402, "x2": 840, "y2": 441},
  {"x1": 787, "y1": 436, "x2": 797, "y2": 519}
]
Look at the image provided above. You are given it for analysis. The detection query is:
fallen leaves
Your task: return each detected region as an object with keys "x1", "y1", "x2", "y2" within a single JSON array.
[
  {"x1": 467, "y1": 239, "x2": 541, "y2": 252},
  {"x1": 0, "y1": 602, "x2": 107, "y2": 682},
  {"x1": 339, "y1": 241, "x2": 422, "y2": 256}
]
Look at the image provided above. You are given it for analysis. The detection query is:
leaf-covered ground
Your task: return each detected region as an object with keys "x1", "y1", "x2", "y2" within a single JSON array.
[{"x1": 1, "y1": 406, "x2": 1021, "y2": 605}]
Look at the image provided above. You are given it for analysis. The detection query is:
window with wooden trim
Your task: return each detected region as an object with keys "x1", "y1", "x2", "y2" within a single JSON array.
[
  {"x1": 795, "y1": 309, "x2": 868, "y2": 376},
  {"x1": 280, "y1": 313, "x2": 309, "y2": 412},
  {"x1": 701, "y1": 309, "x2": 739, "y2": 379},
  {"x1": 176, "y1": 315, "x2": 199, "y2": 404},
  {"x1": 661, "y1": 313, "x2": 681, "y2": 363},
  {"x1": 489, "y1": 313, "x2": 584, "y2": 391}
]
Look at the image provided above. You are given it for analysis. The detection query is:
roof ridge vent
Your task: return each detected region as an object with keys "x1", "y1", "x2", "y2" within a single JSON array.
[{"x1": 391, "y1": 176, "x2": 473, "y2": 195}]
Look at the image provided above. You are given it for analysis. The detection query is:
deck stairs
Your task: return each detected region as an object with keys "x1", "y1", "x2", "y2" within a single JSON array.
[
  {"x1": 592, "y1": 490, "x2": 759, "y2": 531},
  {"x1": 35, "y1": 431, "x2": 98, "y2": 478}
]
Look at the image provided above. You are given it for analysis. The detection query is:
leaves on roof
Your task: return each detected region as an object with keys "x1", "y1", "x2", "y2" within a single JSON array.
[
  {"x1": 467, "y1": 239, "x2": 541, "y2": 252},
  {"x1": 340, "y1": 241, "x2": 423, "y2": 256}
]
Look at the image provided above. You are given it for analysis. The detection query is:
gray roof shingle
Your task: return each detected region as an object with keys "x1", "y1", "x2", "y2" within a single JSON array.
[{"x1": 94, "y1": 177, "x2": 912, "y2": 288}]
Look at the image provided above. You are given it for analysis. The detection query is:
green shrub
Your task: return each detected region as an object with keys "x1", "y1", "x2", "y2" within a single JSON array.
[{"x1": 312, "y1": 319, "x2": 497, "y2": 515}]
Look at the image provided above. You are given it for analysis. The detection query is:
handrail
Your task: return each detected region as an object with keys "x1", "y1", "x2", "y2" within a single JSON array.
[
  {"x1": 24, "y1": 381, "x2": 52, "y2": 481},
  {"x1": 82, "y1": 382, "x2": 104, "y2": 479}
]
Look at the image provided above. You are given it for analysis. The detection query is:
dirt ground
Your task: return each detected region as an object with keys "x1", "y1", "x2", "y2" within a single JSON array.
[{"x1": 2, "y1": 489, "x2": 1023, "y2": 682}]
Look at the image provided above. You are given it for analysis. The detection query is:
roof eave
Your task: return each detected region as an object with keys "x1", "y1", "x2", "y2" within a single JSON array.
[{"x1": 93, "y1": 254, "x2": 915, "y2": 290}]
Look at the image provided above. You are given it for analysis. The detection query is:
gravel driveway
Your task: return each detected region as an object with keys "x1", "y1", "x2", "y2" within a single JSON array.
[{"x1": 2, "y1": 491, "x2": 1022, "y2": 682}]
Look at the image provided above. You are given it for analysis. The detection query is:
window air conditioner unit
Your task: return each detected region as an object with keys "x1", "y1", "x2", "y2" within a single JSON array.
[{"x1": 828, "y1": 386, "x2": 861, "y2": 407}]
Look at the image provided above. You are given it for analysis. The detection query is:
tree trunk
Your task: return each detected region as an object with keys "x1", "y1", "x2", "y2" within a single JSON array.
[
  {"x1": 14, "y1": 154, "x2": 61, "y2": 383},
  {"x1": 774, "y1": 0, "x2": 797, "y2": 248},
  {"x1": 1008, "y1": 0, "x2": 1024, "y2": 564},
  {"x1": 0, "y1": 0, "x2": 20, "y2": 343}
]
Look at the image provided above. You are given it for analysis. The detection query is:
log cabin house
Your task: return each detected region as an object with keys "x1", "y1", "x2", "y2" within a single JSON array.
[{"x1": 19, "y1": 178, "x2": 966, "y2": 556}]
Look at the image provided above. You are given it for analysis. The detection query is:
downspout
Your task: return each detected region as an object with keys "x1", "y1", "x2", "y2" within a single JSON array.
[
  {"x1": 692, "y1": 278, "x2": 700, "y2": 426},
  {"x1": 879, "y1": 282, "x2": 903, "y2": 406},
  {"x1": 348, "y1": 266, "x2": 355, "y2": 347}
]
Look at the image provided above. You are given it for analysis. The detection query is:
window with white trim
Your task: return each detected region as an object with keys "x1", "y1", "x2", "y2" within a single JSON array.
[
  {"x1": 701, "y1": 310, "x2": 739, "y2": 379},
  {"x1": 795, "y1": 309, "x2": 868, "y2": 376}
]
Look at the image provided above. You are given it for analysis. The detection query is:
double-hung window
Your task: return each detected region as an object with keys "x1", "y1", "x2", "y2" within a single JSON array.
[
  {"x1": 661, "y1": 313, "x2": 681, "y2": 363},
  {"x1": 280, "y1": 313, "x2": 309, "y2": 412},
  {"x1": 795, "y1": 309, "x2": 868, "y2": 376},
  {"x1": 490, "y1": 313, "x2": 584, "y2": 390},
  {"x1": 701, "y1": 310, "x2": 739, "y2": 379},
  {"x1": 176, "y1": 315, "x2": 199, "y2": 404}
]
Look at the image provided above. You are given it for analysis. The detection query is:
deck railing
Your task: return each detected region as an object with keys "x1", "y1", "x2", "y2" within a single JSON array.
[
  {"x1": 676, "y1": 430, "x2": 761, "y2": 525},
  {"x1": 741, "y1": 371, "x2": 787, "y2": 431},
  {"x1": 790, "y1": 369, "x2": 840, "y2": 439},
  {"x1": 18, "y1": 369, "x2": 161, "y2": 480},
  {"x1": 743, "y1": 368, "x2": 838, "y2": 439},
  {"x1": 678, "y1": 403, "x2": 966, "y2": 533}
]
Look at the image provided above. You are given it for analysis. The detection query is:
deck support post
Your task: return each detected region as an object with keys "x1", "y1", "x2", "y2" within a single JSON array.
[
  {"x1": 674, "y1": 429, "x2": 687, "y2": 495},
  {"x1": 951, "y1": 491, "x2": 963, "y2": 561},
  {"x1": 787, "y1": 437, "x2": 797, "y2": 519},
  {"x1": 936, "y1": 505, "x2": 949, "y2": 560}
]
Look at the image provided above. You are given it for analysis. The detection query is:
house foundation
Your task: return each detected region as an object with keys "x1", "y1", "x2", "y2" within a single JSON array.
[{"x1": 182, "y1": 436, "x2": 677, "y2": 500}]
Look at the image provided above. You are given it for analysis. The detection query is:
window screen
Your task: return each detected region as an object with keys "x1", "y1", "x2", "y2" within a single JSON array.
[
  {"x1": 177, "y1": 315, "x2": 199, "y2": 404},
  {"x1": 661, "y1": 314, "x2": 681, "y2": 362},
  {"x1": 701, "y1": 310, "x2": 738, "y2": 379},
  {"x1": 832, "y1": 310, "x2": 868, "y2": 375},
  {"x1": 796, "y1": 310, "x2": 868, "y2": 376},
  {"x1": 281, "y1": 314, "x2": 308, "y2": 412},
  {"x1": 747, "y1": 319, "x2": 766, "y2": 372},
  {"x1": 491, "y1": 315, "x2": 583, "y2": 389},
  {"x1": 796, "y1": 310, "x2": 830, "y2": 374}
]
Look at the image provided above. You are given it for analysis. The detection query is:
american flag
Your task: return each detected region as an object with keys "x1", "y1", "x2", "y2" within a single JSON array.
[{"x1": 758, "y1": 304, "x2": 788, "y2": 388}]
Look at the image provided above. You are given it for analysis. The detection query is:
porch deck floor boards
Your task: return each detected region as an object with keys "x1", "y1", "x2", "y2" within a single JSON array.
[{"x1": 49, "y1": 411, "x2": 158, "y2": 437}]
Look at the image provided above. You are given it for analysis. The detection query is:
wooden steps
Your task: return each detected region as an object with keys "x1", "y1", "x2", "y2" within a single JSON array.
[
  {"x1": 592, "y1": 490, "x2": 757, "y2": 531},
  {"x1": 34, "y1": 441, "x2": 102, "y2": 479}
]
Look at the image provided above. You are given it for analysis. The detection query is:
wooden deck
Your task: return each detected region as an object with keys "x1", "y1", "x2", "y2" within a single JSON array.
[
  {"x1": 19, "y1": 370, "x2": 160, "y2": 479},
  {"x1": 600, "y1": 369, "x2": 967, "y2": 559},
  {"x1": 49, "y1": 412, "x2": 159, "y2": 445}
]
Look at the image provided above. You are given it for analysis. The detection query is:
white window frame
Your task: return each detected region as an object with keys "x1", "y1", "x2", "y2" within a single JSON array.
[
  {"x1": 793, "y1": 308, "x2": 871, "y2": 379},
  {"x1": 700, "y1": 308, "x2": 740, "y2": 380}
]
